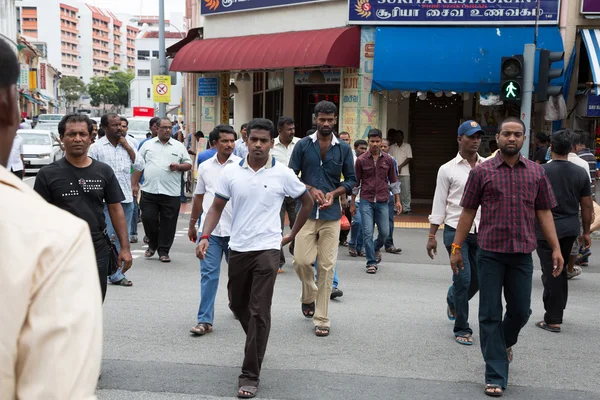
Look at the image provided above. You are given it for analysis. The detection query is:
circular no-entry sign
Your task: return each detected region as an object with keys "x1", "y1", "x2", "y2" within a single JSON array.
[{"x1": 156, "y1": 83, "x2": 168, "y2": 95}]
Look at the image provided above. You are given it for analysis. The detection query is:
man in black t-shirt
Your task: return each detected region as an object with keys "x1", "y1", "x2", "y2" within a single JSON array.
[
  {"x1": 533, "y1": 132, "x2": 550, "y2": 164},
  {"x1": 535, "y1": 129, "x2": 593, "y2": 333},
  {"x1": 34, "y1": 114, "x2": 133, "y2": 301}
]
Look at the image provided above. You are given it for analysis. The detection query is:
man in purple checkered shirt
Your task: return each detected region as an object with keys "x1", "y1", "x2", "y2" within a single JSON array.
[{"x1": 449, "y1": 117, "x2": 563, "y2": 397}]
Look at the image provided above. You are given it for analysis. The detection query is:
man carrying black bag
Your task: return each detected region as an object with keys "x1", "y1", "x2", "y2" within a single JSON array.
[{"x1": 34, "y1": 113, "x2": 132, "y2": 301}]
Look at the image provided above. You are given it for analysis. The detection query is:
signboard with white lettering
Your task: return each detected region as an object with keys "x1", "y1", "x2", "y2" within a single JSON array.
[
  {"x1": 587, "y1": 94, "x2": 600, "y2": 117},
  {"x1": 348, "y1": 0, "x2": 560, "y2": 25},
  {"x1": 201, "y1": 0, "x2": 329, "y2": 15}
]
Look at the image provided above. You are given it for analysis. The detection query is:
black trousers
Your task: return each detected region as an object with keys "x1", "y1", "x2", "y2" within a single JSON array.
[
  {"x1": 140, "y1": 191, "x2": 180, "y2": 257},
  {"x1": 228, "y1": 249, "x2": 280, "y2": 387},
  {"x1": 279, "y1": 197, "x2": 297, "y2": 266},
  {"x1": 10, "y1": 168, "x2": 23, "y2": 180},
  {"x1": 536, "y1": 236, "x2": 576, "y2": 325},
  {"x1": 93, "y1": 235, "x2": 110, "y2": 302}
]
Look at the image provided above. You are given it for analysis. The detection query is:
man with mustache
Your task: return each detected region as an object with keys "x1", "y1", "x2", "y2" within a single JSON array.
[
  {"x1": 450, "y1": 117, "x2": 562, "y2": 397},
  {"x1": 289, "y1": 100, "x2": 356, "y2": 337}
]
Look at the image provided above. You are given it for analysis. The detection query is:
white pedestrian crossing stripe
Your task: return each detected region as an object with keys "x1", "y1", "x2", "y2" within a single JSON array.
[
  {"x1": 132, "y1": 250, "x2": 145, "y2": 253},
  {"x1": 132, "y1": 255, "x2": 140, "y2": 259}
]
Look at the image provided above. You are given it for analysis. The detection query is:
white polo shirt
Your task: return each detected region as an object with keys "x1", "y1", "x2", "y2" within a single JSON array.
[
  {"x1": 270, "y1": 136, "x2": 299, "y2": 167},
  {"x1": 8, "y1": 135, "x2": 24, "y2": 172},
  {"x1": 215, "y1": 155, "x2": 307, "y2": 252},
  {"x1": 194, "y1": 152, "x2": 241, "y2": 237}
]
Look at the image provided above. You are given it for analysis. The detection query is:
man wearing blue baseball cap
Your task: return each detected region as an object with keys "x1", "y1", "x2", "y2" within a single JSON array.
[{"x1": 427, "y1": 120, "x2": 485, "y2": 346}]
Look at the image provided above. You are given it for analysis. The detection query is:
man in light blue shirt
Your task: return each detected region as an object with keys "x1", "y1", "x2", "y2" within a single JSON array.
[{"x1": 233, "y1": 123, "x2": 248, "y2": 159}]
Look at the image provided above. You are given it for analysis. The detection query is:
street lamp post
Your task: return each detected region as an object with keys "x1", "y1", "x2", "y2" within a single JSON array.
[{"x1": 158, "y1": 0, "x2": 166, "y2": 118}]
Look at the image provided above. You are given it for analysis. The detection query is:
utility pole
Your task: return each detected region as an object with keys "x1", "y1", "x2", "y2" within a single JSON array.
[
  {"x1": 519, "y1": 43, "x2": 535, "y2": 159},
  {"x1": 158, "y1": 0, "x2": 166, "y2": 118}
]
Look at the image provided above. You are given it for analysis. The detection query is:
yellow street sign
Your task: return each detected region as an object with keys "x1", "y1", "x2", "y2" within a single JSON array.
[{"x1": 153, "y1": 75, "x2": 171, "y2": 103}]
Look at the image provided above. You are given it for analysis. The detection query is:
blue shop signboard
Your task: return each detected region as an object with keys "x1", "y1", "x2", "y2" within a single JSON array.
[
  {"x1": 587, "y1": 95, "x2": 600, "y2": 117},
  {"x1": 348, "y1": 0, "x2": 560, "y2": 25},
  {"x1": 198, "y1": 77, "x2": 218, "y2": 97},
  {"x1": 202, "y1": 0, "x2": 329, "y2": 14}
]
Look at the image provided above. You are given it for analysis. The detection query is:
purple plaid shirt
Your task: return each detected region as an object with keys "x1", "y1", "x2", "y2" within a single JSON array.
[{"x1": 460, "y1": 152, "x2": 557, "y2": 254}]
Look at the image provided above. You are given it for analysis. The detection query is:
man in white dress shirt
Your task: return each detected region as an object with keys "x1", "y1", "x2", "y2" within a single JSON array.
[
  {"x1": 139, "y1": 117, "x2": 192, "y2": 262},
  {"x1": 271, "y1": 116, "x2": 299, "y2": 271},
  {"x1": 7, "y1": 132, "x2": 24, "y2": 179},
  {"x1": 188, "y1": 125, "x2": 240, "y2": 336},
  {"x1": 426, "y1": 120, "x2": 484, "y2": 346},
  {"x1": 89, "y1": 113, "x2": 144, "y2": 286}
]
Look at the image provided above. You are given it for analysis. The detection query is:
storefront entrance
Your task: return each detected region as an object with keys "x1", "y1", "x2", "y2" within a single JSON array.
[
  {"x1": 409, "y1": 93, "x2": 464, "y2": 200},
  {"x1": 294, "y1": 85, "x2": 340, "y2": 137}
]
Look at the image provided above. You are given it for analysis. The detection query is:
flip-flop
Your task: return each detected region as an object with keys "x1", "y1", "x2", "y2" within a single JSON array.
[
  {"x1": 190, "y1": 323, "x2": 213, "y2": 336},
  {"x1": 237, "y1": 385, "x2": 258, "y2": 399},
  {"x1": 535, "y1": 321, "x2": 561, "y2": 333},
  {"x1": 484, "y1": 384, "x2": 504, "y2": 397},
  {"x1": 315, "y1": 326, "x2": 330, "y2": 337},
  {"x1": 159, "y1": 255, "x2": 171, "y2": 263},
  {"x1": 366, "y1": 265, "x2": 378, "y2": 274},
  {"x1": 455, "y1": 334, "x2": 473, "y2": 346},
  {"x1": 301, "y1": 302, "x2": 315, "y2": 318},
  {"x1": 447, "y1": 304, "x2": 456, "y2": 321},
  {"x1": 145, "y1": 248, "x2": 156, "y2": 258},
  {"x1": 111, "y1": 278, "x2": 132, "y2": 287}
]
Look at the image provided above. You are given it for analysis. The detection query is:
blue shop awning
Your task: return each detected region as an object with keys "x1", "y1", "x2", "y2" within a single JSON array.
[
  {"x1": 581, "y1": 29, "x2": 600, "y2": 95},
  {"x1": 20, "y1": 92, "x2": 42, "y2": 105},
  {"x1": 372, "y1": 27, "x2": 564, "y2": 93}
]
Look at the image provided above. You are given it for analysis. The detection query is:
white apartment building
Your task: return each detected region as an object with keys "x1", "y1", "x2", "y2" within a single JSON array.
[
  {"x1": 0, "y1": 0, "x2": 19, "y2": 52},
  {"x1": 17, "y1": 0, "x2": 139, "y2": 83},
  {"x1": 129, "y1": 16, "x2": 184, "y2": 112}
]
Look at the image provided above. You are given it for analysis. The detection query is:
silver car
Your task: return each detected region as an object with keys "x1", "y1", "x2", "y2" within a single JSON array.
[{"x1": 18, "y1": 129, "x2": 64, "y2": 173}]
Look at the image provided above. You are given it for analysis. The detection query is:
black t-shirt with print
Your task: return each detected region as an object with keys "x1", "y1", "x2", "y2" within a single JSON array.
[{"x1": 34, "y1": 158, "x2": 125, "y2": 237}]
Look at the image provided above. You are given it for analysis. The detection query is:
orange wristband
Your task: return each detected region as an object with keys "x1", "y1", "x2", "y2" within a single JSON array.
[{"x1": 451, "y1": 243, "x2": 461, "y2": 255}]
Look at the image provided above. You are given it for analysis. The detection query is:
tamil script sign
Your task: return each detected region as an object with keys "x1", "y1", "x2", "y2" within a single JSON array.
[
  {"x1": 201, "y1": 0, "x2": 329, "y2": 14},
  {"x1": 348, "y1": 0, "x2": 560, "y2": 25}
]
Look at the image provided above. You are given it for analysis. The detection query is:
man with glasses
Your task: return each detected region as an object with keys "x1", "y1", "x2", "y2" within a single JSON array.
[{"x1": 138, "y1": 117, "x2": 192, "y2": 262}]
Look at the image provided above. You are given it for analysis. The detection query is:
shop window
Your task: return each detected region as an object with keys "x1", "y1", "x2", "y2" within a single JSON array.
[
  {"x1": 265, "y1": 89, "x2": 283, "y2": 124},
  {"x1": 253, "y1": 93, "x2": 263, "y2": 119}
]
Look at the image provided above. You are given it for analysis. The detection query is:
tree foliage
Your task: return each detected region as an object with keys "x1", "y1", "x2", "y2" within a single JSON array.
[
  {"x1": 87, "y1": 76, "x2": 118, "y2": 109},
  {"x1": 59, "y1": 76, "x2": 86, "y2": 107},
  {"x1": 86, "y1": 70, "x2": 134, "y2": 111}
]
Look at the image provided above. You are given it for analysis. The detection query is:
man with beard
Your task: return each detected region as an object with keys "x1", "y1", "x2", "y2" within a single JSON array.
[
  {"x1": 427, "y1": 121, "x2": 485, "y2": 346},
  {"x1": 188, "y1": 125, "x2": 240, "y2": 336},
  {"x1": 198, "y1": 118, "x2": 312, "y2": 398},
  {"x1": 271, "y1": 116, "x2": 299, "y2": 271},
  {"x1": 450, "y1": 117, "x2": 562, "y2": 397},
  {"x1": 1, "y1": 42, "x2": 102, "y2": 398},
  {"x1": 289, "y1": 101, "x2": 355, "y2": 336},
  {"x1": 35, "y1": 113, "x2": 133, "y2": 301},
  {"x1": 89, "y1": 113, "x2": 144, "y2": 286}
]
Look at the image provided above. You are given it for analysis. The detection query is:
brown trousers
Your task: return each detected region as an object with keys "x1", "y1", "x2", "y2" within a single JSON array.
[{"x1": 228, "y1": 249, "x2": 280, "y2": 387}]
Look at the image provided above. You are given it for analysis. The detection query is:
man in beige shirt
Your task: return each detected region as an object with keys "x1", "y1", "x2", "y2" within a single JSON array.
[{"x1": 0, "y1": 38, "x2": 102, "y2": 400}]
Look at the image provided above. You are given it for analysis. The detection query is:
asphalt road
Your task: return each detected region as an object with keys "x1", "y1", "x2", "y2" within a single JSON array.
[
  {"x1": 22, "y1": 175, "x2": 600, "y2": 399},
  {"x1": 92, "y1": 214, "x2": 600, "y2": 400}
]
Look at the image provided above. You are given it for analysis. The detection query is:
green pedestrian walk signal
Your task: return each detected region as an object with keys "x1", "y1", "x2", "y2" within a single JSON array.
[
  {"x1": 500, "y1": 55, "x2": 523, "y2": 102},
  {"x1": 502, "y1": 80, "x2": 521, "y2": 100}
]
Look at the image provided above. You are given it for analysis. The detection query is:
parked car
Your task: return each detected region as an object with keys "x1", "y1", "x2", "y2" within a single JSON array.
[
  {"x1": 126, "y1": 117, "x2": 153, "y2": 142},
  {"x1": 18, "y1": 129, "x2": 63, "y2": 173},
  {"x1": 37, "y1": 114, "x2": 64, "y2": 124}
]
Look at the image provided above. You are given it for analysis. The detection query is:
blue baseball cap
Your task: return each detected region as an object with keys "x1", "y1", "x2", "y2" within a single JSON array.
[{"x1": 458, "y1": 120, "x2": 484, "y2": 137}]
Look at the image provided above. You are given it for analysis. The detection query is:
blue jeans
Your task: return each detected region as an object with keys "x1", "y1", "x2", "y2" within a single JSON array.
[
  {"x1": 478, "y1": 249, "x2": 533, "y2": 389},
  {"x1": 313, "y1": 260, "x2": 339, "y2": 288},
  {"x1": 360, "y1": 201, "x2": 389, "y2": 266},
  {"x1": 348, "y1": 201, "x2": 363, "y2": 252},
  {"x1": 130, "y1": 199, "x2": 139, "y2": 236},
  {"x1": 104, "y1": 202, "x2": 134, "y2": 283},
  {"x1": 443, "y1": 226, "x2": 479, "y2": 337},
  {"x1": 197, "y1": 235, "x2": 230, "y2": 325},
  {"x1": 384, "y1": 194, "x2": 396, "y2": 249}
]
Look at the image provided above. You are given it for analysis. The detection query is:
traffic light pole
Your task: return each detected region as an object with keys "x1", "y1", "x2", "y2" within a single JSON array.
[
  {"x1": 520, "y1": 43, "x2": 536, "y2": 159},
  {"x1": 158, "y1": 0, "x2": 166, "y2": 118}
]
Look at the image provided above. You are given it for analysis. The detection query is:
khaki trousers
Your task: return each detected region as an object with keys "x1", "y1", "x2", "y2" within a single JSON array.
[{"x1": 293, "y1": 218, "x2": 340, "y2": 328}]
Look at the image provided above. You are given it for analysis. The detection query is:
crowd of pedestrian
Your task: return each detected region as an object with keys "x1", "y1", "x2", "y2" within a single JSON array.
[{"x1": 0, "y1": 39, "x2": 597, "y2": 399}]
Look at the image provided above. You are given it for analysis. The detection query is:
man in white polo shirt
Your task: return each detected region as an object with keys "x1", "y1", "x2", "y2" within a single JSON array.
[
  {"x1": 139, "y1": 117, "x2": 192, "y2": 263},
  {"x1": 188, "y1": 124, "x2": 240, "y2": 336},
  {"x1": 197, "y1": 118, "x2": 313, "y2": 399},
  {"x1": 271, "y1": 116, "x2": 299, "y2": 271}
]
